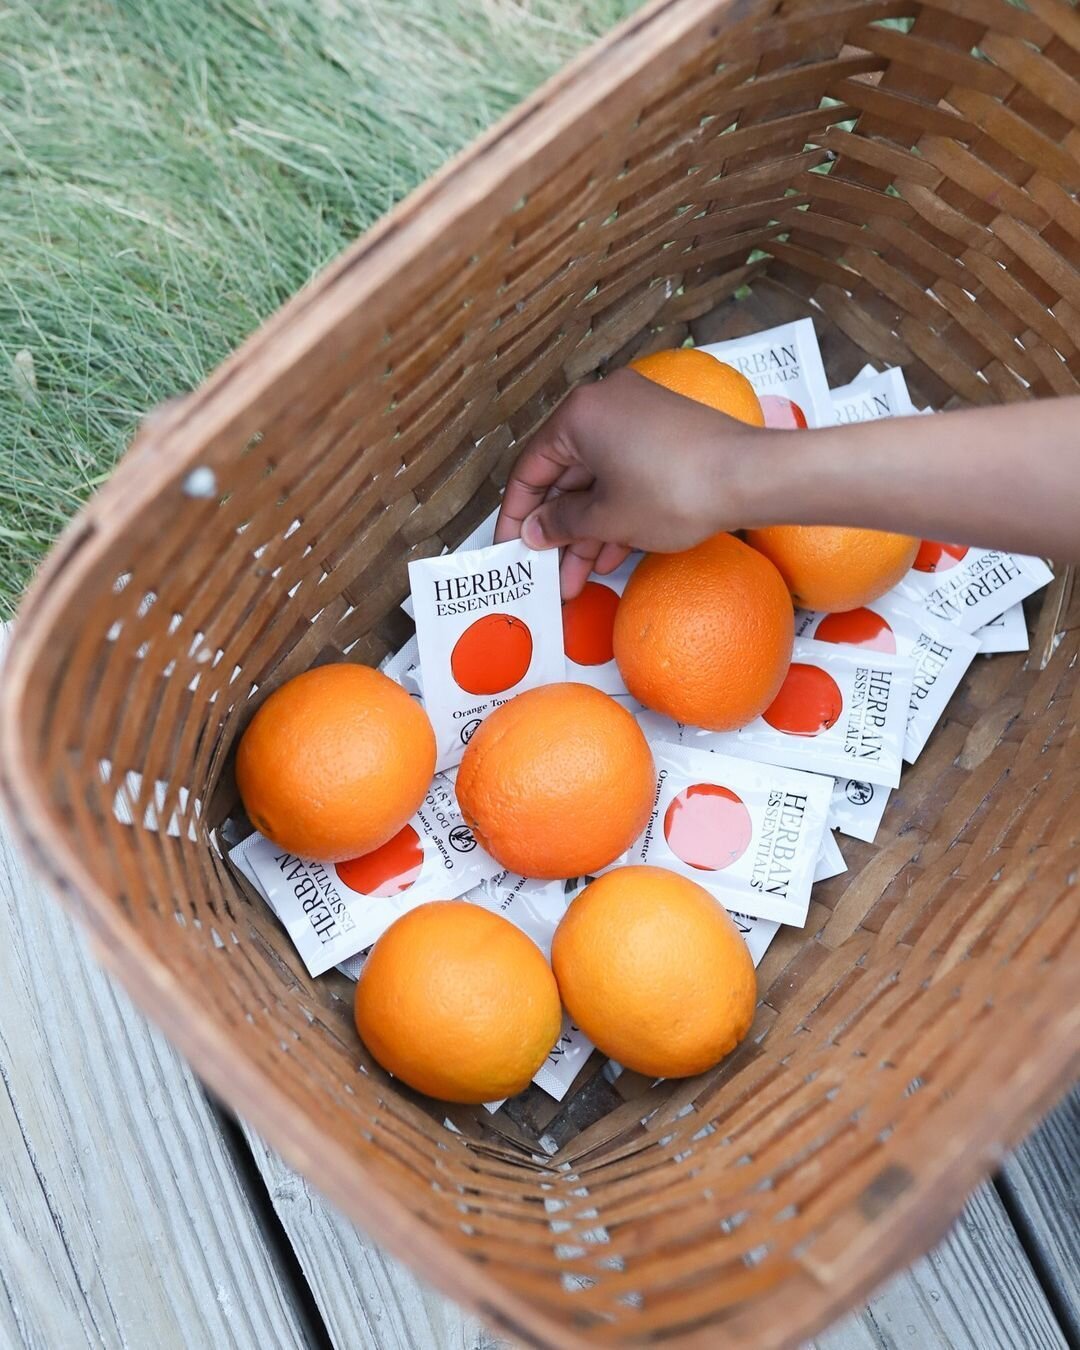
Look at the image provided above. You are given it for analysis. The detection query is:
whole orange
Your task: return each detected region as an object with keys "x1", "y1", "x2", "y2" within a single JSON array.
[
  {"x1": 551, "y1": 866, "x2": 756, "y2": 1078},
  {"x1": 630, "y1": 348, "x2": 765, "y2": 426},
  {"x1": 355, "y1": 901, "x2": 563, "y2": 1103},
  {"x1": 613, "y1": 532, "x2": 793, "y2": 731},
  {"x1": 236, "y1": 663, "x2": 435, "y2": 862},
  {"x1": 744, "y1": 526, "x2": 919, "y2": 612},
  {"x1": 455, "y1": 683, "x2": 654, "y2": 879}
]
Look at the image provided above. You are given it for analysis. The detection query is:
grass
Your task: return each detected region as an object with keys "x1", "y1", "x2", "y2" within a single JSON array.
[{"x1": 0, "y1": 0, "x2": 642, "y2": 617}]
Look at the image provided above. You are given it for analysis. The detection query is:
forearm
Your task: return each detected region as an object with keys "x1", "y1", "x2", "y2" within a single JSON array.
[{"x1": 734, "y1": 398, "x2": 1080, "y2": 562}]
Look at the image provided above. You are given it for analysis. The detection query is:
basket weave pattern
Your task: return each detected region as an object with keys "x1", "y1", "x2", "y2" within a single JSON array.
[{"x1": 2, "y1": 0, "x2": 1079, "y2": 1345}]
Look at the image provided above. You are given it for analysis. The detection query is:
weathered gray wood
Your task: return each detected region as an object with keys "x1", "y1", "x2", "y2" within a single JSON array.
[
  {"x1": 814, "y1": 1179, "x2": 1067, "y2": 1350},
  {"x1": 999, "y1": 1087, "x2": 1080, "y2": 1345},
  {"x1": 0, "y1": 806, "x2": 313, "y2": 1350},
  {"x1": 242, "y1": 1127, "x2": 510, "y2": 1350}
]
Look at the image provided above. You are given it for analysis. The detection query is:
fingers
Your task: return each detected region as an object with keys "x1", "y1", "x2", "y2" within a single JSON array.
[
  {"x1": 559, "y1": 538, "x2": 603, "y2": 600},
  {"x1": 520, "y1": 485, "x2": 599, "y2": 551},
  {"x1": 594, "y1": 541, "x2": 631, "y2": 574},
  {"x1": 494, "y1": 408, "x2": 582, "y2": 543}
]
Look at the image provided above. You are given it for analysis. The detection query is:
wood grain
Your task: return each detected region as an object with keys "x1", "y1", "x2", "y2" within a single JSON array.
[
  {"x1": 242, "y1": 1128, "x2": 511, "y2": 1350},
  {"x1": 998, "y1": 1086, "x2": 1080, "y2": 1345},
  {"x1": 0, "y1": 806, "x2": 312, "y2": 1350},
  {"x1": 815, "y1": 1181, "x2": 1067, "y2": 1349}
]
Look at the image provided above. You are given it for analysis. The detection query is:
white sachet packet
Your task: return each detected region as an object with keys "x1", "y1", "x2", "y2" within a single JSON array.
[
  {"x1": 829, "y1": 777, "x2": 892, "y2": 844},
  {"x1": 227, "y1": 774, "x2": 501, "y2": 976},
  {"x1": 687, "y1": 639, "x2": 914, "y2": 789},
  {"x1": 230, "y1": 830, "x2": 368, "y2": 980},
  {"x1": 976, "y1": 603, "x2": 1029, "y2": 653},
  {"x1": 892, "y1": 545, "x2": 1052, "y2": 634},
  {"x1": 408, "y1": 538, "x2": 565, "y2": 770},
  {"x1": 793, "y1": 594, "x2": 978, "y2": 764},
  {"x1": 698, "y1": 317, "x2": 833, "y2": 429},
  {"x1": 830, "y1": 365, "x2": 918, "y2": 423},
  {"x1": 402, "y1": 507, "x2": 500, "y2": 619},
  {"x1": 619, "y1": 739, "x2": 831, "y2": 927},
  {"x1": 378, "y1": 633, "x2": 420, "y2": 686},
  {"x1": 815, "y1": 829, "x2": 847, "y2": 882},
  {"x1": 561, "y1": 553, "x2": 641, "y2": 695}
]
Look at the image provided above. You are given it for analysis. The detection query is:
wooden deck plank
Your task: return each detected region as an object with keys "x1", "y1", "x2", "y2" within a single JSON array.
[
  {"x1": 241, "y1": 1127, "x2": 509, "y2": 1350},
  {"x1": 814, "y1": 1175, "x2": 1069, "y2": 1349},
  {"x1": 998, "y1": 1087, "x2": 1080, "y2": 1345},
  {"x1": 0, "y1": 809, "x2": 313, "y2": 1350}
]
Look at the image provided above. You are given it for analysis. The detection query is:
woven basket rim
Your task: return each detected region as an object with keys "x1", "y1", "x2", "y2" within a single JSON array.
[{"x1": 2, "y1": 0, "x2": 1079, "y2": 1342}]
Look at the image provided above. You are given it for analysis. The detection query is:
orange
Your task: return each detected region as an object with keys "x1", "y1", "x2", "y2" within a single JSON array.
[
  {"x1": 630, "y1": 348, "x2": 765, "y2": 426},
  {"x1": 451, "y1": 614, "x2": 533, "y2": 695},
  {"x1": 761, "y1": 662, "x2": 844, "y2": 737},
  {"x1": 355, "y1": 901, "x2": 562, "y2": 1103},
  {"x1": 814, "y1": 607, "x2": 897, "y2": 653},
  {"x1": 455, "y1": 683, "x2": 654, "y2": 879},
  {"x1": 551, "y1": 866, "x2": 756, "y2": 1078},
  {"x1": 236, "y1": 663, "x2": 435, "y2": 862},
  {"x1": 562, "y1": 579, "x2": 620, "y2": 666},
  {"x1": 744, "y1": 526, "x2": 919, "y2": 612},
  {"x1": 613, "y1": 532, "x2": 793, "y2": 731}
]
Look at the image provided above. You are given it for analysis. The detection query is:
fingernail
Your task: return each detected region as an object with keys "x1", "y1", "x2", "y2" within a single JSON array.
[{"x1": 521, "y1": 512, "x2": 547, "y2": 549}]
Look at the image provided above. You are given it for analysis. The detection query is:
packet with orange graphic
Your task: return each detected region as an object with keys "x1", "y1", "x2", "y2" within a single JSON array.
[
  {"x1": 976, "y1": 603, "x2": 1029, "y2": 653},
  {"x1": 409, "y1": 538, "x2": 565, "y2": 770},
  {"x1": 829, "y1": 777, "x2": 891, "y2": 843},
  {"x1": 637, "y1": 707, "x2": 892, "y2": 844},
  {"x1": 621, "y1": 739, "x2": 832, "y2": 927},
  {"x1": 562, "y1": 553, "x2": 641, "y2": 694},
  {"x1": 688, "y1": 638, "x2": 913, "y2": 788},
  {"x1": 401, "y1": 506, "x2": 500, "y2": 619},
  {"x1": 230, "y1": 830, "x2": 367, "y2": 980},
  {"x1": 698, "y1": 317, "x2": 832, "y2": 429},
  {"x1": 892, "y1": 543, "x2": 1052, "y2": 634},
  {"x1": 815, "y1": 828, "x2": 847, "y2": 882},
  {"x1": 794, "y1": 594, "x2": 979, "y2": 764},
  {"x1": 227, "y1": 774, "x2": 502, "y2": 976},
  {"x1": 830, "y1": 365, "x2": 918, "y2": 423}
]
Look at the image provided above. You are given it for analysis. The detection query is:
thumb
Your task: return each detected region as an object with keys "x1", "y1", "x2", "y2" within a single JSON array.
[{"x1": 521, "y1": 489, "x2": 598, "y2": 549}]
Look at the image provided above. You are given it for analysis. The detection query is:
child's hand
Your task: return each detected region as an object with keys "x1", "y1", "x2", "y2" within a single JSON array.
[{"x1": 494, "y1": 369, "x2": 762, "y2": 597}]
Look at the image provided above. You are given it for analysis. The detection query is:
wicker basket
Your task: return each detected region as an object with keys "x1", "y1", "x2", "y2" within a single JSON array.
[{"x1": 3, "y1": 0, "x2": 1079, "y2": 1344}]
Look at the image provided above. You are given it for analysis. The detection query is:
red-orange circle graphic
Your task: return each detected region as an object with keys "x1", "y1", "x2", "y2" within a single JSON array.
[
  {"x1": 562, "y1": 581, "x2": 621, "y2": 666},
  {"x1": 663, "y1": 783, "x2": 753, "y2": 871},
  {"x1": 814, "y1": 607, "x2": 897, "y2": 653},
  {"x1": 336, "y1": 824, "x2": 424, "y2": 896},
  {"x1": 913, "y1": 541, "x2": 969, "y2": 573},
  {"x1": 762, "y1": 662, "x2": 844, "y2": 736},
  {"x1": 758, "y1": 394, "x2": 808, "y2": 429},
  {"x1": 450, "y1": 614, "x2": 533, "y2": 695}
]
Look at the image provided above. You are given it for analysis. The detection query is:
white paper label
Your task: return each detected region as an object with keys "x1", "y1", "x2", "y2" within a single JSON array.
[
  {"x1": 976, "y1": 602, "x2": 1029, "y2": 654},
  {"x1": 698, "y1": 317, "x2": 833, "y2": 429},
  {"x1": 794, "y1": 594, "x2": 978, "y2": 764},
  {"x1": 228, "y1": 774, "x2": 501, "y2": 976},
  {"x1": 620, "y1": 739, "x2": 831, "y2": 927},
  {"x1": 687, "y1": 639, "x2": 914, "y2": 788},
  {"x1": 829, "y1": 777, "x2": 892, "y2": 844},
  {"x1": 892, "y1": 547, "x2": 1052, "y2": 635},
  {"x1": 402, "y1": 507, "x2": 500, "y2": 618},
  {"x1": 408, "y1": 539, "x2": 566, "y2": 770},
  {"x1": 815, "y1": 828, "x2": 847, "y2": 882},
  {"x1": 830, "y1": 366, "x2": 917, "y2": 423}
]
